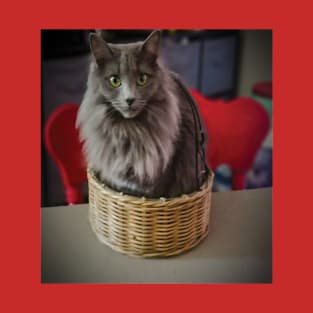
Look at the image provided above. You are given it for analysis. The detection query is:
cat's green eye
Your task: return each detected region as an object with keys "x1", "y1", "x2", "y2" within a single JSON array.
[
  {"x1": 137, "y1": 73, "x2": 148, "y2": 86},
  {"x1": 109, "y1": 75, "x2": 121, "y2": 88}
]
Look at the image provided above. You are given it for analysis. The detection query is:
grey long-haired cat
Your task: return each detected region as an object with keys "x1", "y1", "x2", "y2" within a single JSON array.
[{"x1": 76, "y1": 30, "x2": 208, "y2": 198}]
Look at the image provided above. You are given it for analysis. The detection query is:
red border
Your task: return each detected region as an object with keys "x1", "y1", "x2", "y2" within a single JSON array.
[{"x1": 2, "y1": 0, "x2": 312, "y2": 312}]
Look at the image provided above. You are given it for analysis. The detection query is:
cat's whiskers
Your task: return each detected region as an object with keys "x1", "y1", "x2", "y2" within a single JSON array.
[
  {"x1": 101, "y1": 100, "x2": 113, "y2": 106},
  {"x1": 105, "y1": 107, "x2": 119, "y2": 119},
  {"x1": 111, "y1": 102, "x2": 123, "y2": 106},
  {"x1": 103, "y1": 99, "x2": 148, "y2": 119},
  {"x1": 141, "y1": 106, "x2": 150, "y2": 112}
]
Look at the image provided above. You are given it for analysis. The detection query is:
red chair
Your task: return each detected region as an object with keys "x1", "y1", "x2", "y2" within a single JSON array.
[
  {"x1": 191, "y1": 90, "x2": 270, "y2": 189},
  {"x1": 252, "y1": 81, "x2": 272, "y2": 99},
  {"x1": 44, "y1": 104, "x2": 87, "y2": 204}
]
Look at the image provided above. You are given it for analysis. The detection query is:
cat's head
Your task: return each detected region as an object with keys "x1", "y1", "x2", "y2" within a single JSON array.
[{"x1": 90, "y1": 30, "x2": 162, "y2": 119}]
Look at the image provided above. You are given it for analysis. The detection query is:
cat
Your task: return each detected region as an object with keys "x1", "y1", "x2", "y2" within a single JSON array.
[{"x1": 76, "y1": 30, "x2": 208, "y2": 198}]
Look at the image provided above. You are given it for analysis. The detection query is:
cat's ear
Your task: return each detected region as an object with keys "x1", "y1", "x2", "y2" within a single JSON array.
[
  {"x1": 89, "y1": 33, "x2": 113, "y2": 66},
  {"x1": 141, "y1": 30, "x2": 161, "y2": 61}
]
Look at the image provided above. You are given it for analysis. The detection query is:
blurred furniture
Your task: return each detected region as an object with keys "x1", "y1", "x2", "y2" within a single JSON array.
[
  {"x1": 252, "y1": 81, "x2": 272, "y2": 98},
  {"x1": 41, "y1": 187, "x2": 272, "y2": 283},
  {"x1": 161, "y1": 30, "x2": 240, "y2": 99},
  {"x1": 192, "y1": 90, "x2": 270, "y2": 190},
  {"x1": 246, "y1": 81, "x2": 272, "y2": 188},
  {"x1": 44, "y1": 104, "x2": 86, "y2": 205},
  {"x1": 252, "y1": 81, "x2": 272, "y2": 124}
]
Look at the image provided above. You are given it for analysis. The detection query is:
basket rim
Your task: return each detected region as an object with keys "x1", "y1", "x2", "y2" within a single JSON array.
[{"x1": 87, "y1": 168, "x2": 214, "y2": 204}]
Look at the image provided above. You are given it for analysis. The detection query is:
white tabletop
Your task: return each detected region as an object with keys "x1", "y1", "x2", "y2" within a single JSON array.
[{"x1": 41, "y1": 187, "x2": 272, "y2": 283}]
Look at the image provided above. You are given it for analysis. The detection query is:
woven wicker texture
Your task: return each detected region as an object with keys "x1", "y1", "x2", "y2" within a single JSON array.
[{"x1": 88, "y1": 169, "x2": 214, "y2": 257}]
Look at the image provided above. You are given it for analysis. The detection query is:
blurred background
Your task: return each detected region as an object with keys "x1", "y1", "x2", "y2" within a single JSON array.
[{"x1": 41, "y1": 29, "x2": 272, "y2": 207}]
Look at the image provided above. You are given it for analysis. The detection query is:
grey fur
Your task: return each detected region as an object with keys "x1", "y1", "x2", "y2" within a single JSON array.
[{"x1": 76, "y1": 30, "x2": 208, "y2": 198}]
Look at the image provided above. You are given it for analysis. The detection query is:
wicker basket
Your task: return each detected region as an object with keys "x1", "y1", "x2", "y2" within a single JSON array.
[{"x1": 87, "y1": 169, "x2": 214, "y2": 257}]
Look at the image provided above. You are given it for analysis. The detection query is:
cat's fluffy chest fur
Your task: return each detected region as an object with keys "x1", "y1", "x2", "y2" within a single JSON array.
[
  {"x1": 77, "y1": 66, "x2": 181, "y2": 196},
  {"x1": 76, "y1": 31, "x2": 207, "y2": 198}
]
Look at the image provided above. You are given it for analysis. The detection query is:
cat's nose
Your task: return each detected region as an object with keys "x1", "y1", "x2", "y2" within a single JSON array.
[{"x1": 126, "y1": 98, "x2": 135, "y2": 106}]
